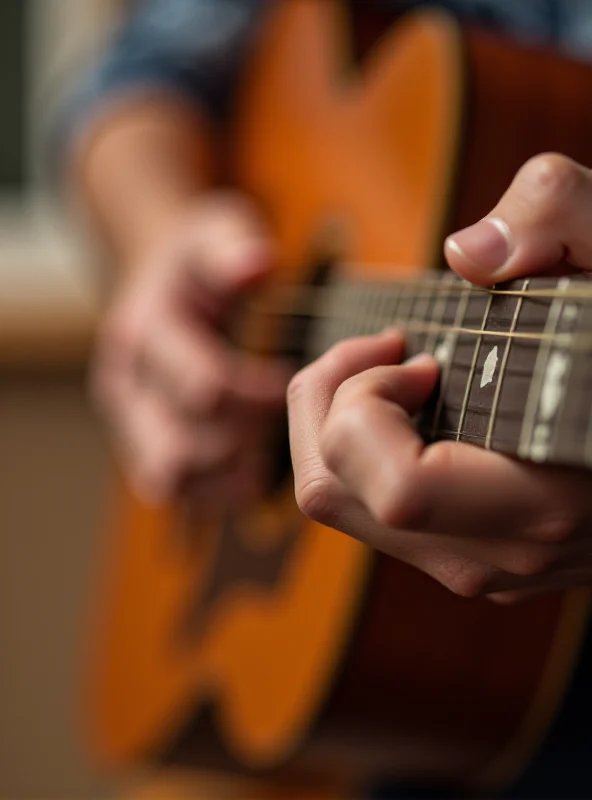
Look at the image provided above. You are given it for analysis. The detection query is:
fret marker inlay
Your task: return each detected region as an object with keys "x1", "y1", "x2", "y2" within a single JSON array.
[
  {"x1": 539, "y1": 351, "x2": 570, "y2": 423},
  {"x1": 481, "y1": 346, "x2": 499, "y2": 389},
  {"x1": 530, "y1": 346, "x2": 571, "y2": 462},
  {"x1": 434, "y1": 333, "x2": 454, "y2": 368}
]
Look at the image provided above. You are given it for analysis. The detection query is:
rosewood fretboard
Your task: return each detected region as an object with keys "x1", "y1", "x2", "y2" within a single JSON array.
[{"x1": 301, "y1": 271, "x2": 592, "y2": 470}]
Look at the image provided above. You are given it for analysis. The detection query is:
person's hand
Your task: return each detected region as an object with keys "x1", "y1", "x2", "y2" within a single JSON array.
[
  {"x1": 287, "y1": 153, "x2": 592, "y2": 602},
  {"x1": 92, "y1": 192, "x2": 291, "y2": 508}
]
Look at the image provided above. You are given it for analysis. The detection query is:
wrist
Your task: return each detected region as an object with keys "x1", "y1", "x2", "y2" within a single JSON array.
[{"x1": 72, "y1": 95, "x2": 214, "y2": 266}]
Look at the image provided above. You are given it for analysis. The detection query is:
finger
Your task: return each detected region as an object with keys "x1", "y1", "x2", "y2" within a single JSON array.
[
  {"x1": 408, "y1": 444, "x2": 590, "y2": 541},
  {"x1": 288, "y1": 332, "x2": 406, "y2": 517},
  {"x1": 105, "y1": 376, "x2": 242, "y2": 504},
  {"x1": 444, "y1": 153, "x2": 592, "y2": 285},
  {"x1": 142, "y1": 314, "x2": 290, "y2": 417},
  {"x1": 487, "y1": 567, "x2": 592, "y2": 604},
  {"x1": 185, "y1": 193, "x2": 276, "y2": 301},
  {"x1": 317, "y1": 356, "x2": 588, "y2": 540},
  {"x1": 320, "y1": 356, "x2": 439, "y2": 527},
  {"x1": 182, "y1": 450, "x2": 270, "y2": 511}
]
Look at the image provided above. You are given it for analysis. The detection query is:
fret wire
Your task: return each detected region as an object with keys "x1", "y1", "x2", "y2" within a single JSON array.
[
  {"x1": 354, "y1": 286, "x2": 369, "y2": 334},
  {"x1": 309, "y1": 279, "x2": 330, "y2": 358},
  {"x1": 364, "y1": 283, "x2": 379, "y2": 335},
  {"x1": 336, "y1": 283, "x2": 351, "y2": 343},
  {"x1": 585, "y1": 364, "x2": 592, "y2": 468},
  {"x1": 547, "y1": 295, "x2": 580, "y2": 460},
  {"x1": 385, "y1": 281, "x2": 403, "y2": 332},
  {"x1": 456, "y1": 293, "x2": 494, "y2": 442},
  {"x1": 392, "y1": 280, "x2": 408, "y2": 328},
  {"x1": 367, "y1": 284, "x2": 382, "y2": 336},
  {"x1": 339, "y1": 283, "x2": 352, "y2": 341},
  {"x1": 430, "y1": 284, "x2": 472, "y2": 439},
  {"x1": 394, "y1": 276, "x2": 418, "y2": 331},
  {"x1": 380, "y1": 281, "x2": 400, "y2": 331},
  {"x1": 424, "y1": 272, "x2": 455, "y2": 355},
  {"x1": 356, "y1": 283, "x2": 372, "y2": 337},
  {"x1": 518, "y1": 278, "x2": 570, "y2": 460},
  {"x1": 421, "y1": 271, "x2": 454, "y2": 442},
  {"x1": 485, "y1": 279, "x2": 529, "y2": 450},
  {"x1": 377, "y1": 283, "x2": 394, "y2": 333},
  {"x1": 372, "y1": 283, "x2": 388, "y2": 334},
  {"x1": 408, "y1": 273, "x2": 434, "y2": 355},
  {"x1": 354, "y1": 283, "x2": 367, "y2": 336},
  {"x1": 578, "y1": 299, "x2": 592, "y2": 467}
]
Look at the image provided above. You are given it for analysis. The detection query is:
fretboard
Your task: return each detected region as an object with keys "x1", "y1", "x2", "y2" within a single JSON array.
[{"x1": 306, "y1": 271, "x2": 592, "y2": 471}]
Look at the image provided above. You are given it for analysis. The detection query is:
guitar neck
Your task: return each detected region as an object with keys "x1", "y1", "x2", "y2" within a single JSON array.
[{"x1": 307, "y1": 271, "x2": 592, "y2": 470}]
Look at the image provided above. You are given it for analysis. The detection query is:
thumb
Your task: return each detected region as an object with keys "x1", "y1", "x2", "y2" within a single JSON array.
[{"x1": 444, "y1": 153, "x2": 592, "y2": 286}]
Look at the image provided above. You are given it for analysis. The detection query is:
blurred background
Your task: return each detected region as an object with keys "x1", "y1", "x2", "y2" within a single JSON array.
[{"x1": 0, "y1": 1, "x2": 122, "y2": 797}]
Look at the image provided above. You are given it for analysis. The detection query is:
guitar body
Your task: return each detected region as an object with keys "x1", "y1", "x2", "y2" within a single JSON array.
[{"x1": 88, "y1": 2, "x2": 592, "y2": 792}]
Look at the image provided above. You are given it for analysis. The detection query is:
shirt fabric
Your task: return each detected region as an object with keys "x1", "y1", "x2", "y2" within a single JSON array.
[{"x1": 61, "y1": 0, "x2": 592, "y2": 150}]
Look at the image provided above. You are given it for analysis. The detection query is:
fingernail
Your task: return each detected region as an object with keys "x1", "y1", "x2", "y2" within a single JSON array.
[
  {"x1": 406, "y1": 353, "x2": 439, "y2": 368},
  {"x1": 446, "y1": 217, "x2": 512, "y2": 274}
]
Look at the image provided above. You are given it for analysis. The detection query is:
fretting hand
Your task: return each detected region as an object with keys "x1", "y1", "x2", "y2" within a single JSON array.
[{"x1": 288, "y1": 153, "x2": 592, "y2": 602}]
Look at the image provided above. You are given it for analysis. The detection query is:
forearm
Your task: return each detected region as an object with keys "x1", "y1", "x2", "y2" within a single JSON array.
[{"x1": 71, "y1": 94, "x2": 215, "y2": 264}]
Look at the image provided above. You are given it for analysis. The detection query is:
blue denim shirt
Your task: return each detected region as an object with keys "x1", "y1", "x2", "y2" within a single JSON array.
[{"x1": 61, "y1": 0, "x2": 592, "y2": 153}]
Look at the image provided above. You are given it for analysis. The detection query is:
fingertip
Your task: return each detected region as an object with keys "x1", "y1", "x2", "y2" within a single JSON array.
[
  {"x1": 405, "y1": 352, "x2": 439, "y2": 369},
  {"x1": 444, "y1": 217, "x2": 513, "y2": 285},
  {"x1": 221, "y1": 235, "x2": 277, "y2": 285},
  {"x1": 404, "y1": 352, "x2": 441, "y2": 385}
]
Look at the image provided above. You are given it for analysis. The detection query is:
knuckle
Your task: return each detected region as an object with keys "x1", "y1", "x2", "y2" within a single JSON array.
[
  {"x1": 443, "y1": 562, "x2": 494, "y2": 598},
  {"x1": 509, "y1": 547, "x2": 560, "y2": 578},
  {"x1": 294, "y1": 472, "x2": 340, "y2": 526},
  {"x1": 371, "y1": 492, "x2": 409, "y2": 530},
  {"x1": 371, "y1": 466, "x2": 420, "y2": 531},
  {"x1": 431, "y1": 556, "x2": 494, "y2": 598},
  {"x1": 320, "y1": 400, "x2": 372, "y2": 472},
  {"x1": 320, "y1": 337, "x2": 369, "y2": 377},
  {"x1": 287, "y1": 369, "x2": 308, "y2": 406},
  {"x1": 183, "y1": 371, "x2": 229, "y2": 415},
  {"x1": 420, "y1": 440, "x2": 458, "y2": 476},
  {"x1": 531, "y1": 513, "x2": 578, "y2": 544},
  {"x1": 318, "y1": 342, "x2": 349, "y2": 378},
  {"x1": 518, "y1": 153, "x2": 583, "y2": 212}
]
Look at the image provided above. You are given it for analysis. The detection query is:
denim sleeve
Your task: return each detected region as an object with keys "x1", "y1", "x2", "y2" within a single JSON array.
[
  {"x1": 56, "y1": 0, "x2": 268, "y2": 166},
  {"x1": 57, "y1": 0, "x2": 589, "y2": 168},
  {"x1": 391, "y1": 0, "x2": 592, "y2": 57},
  {"x1": 381, "y1": 0, "x2": 560, "y2": 44},
  {"x1": 555, "y1": 0, "x2": 592, "y2": 58}
]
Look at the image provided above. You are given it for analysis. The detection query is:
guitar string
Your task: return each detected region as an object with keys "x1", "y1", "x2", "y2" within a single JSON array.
[
  {"x1": 255, "y1": 318, "x2": 592, "y2": 351},
  {"x1": 329, "y1": 268, "x2": 592, "y2": 300},
  {"x1": 253, "y1": 280, "x2": 592, "y2": 311}
]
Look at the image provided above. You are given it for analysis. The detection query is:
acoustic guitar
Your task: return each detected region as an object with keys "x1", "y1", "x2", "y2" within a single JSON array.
[{"x1": 86, "y1": 2, "x2": 592, "y2": 795}]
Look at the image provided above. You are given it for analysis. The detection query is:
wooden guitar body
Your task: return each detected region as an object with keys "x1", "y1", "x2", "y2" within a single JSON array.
[{"x1": 87, "y1": 2, "x2": 592, "y2": 793}]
